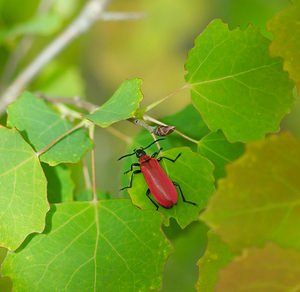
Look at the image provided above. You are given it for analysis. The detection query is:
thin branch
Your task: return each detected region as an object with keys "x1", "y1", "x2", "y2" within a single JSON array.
[
  {"x1": 0, "y1": 0, "x2": 111, "y2": 114},
  {"x1": 99, "y1": 12, "x2": 146, "y2": 21},
  {"x1": 144, "y1": 115, "x2": 198, "y2": 144},
  {"x1": 37, "y1": 93, "x2": 97, "y2": 112},
  {"x1": 36, "y1": 120, "x2": 86, "y2": 156}
]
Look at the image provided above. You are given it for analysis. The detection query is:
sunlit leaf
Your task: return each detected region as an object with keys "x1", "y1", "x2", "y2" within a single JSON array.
[
  {"x1": 7, "y1": 92, "x2": 92, "y2": 166},
  {"x1": 216, "y1": 243, "x2": 300, "y2": 291},
  {"x1": 2, "y1": 200, "x2": 172, "y2": 291},
  {"x1": 185, "y1": 19, "x2": 294, "y2": 142},
  {"x1": 268, "y1": 1, "x2": 300, "y2": 94},
  {"x1": 86, "y1": 79, "x2": 143, "y2": 127},
  {"x1": 0, "y1": 127, "x2": 49, "y2": 250},
  {"x1": 201, "y1": 133, "x2": 300, "y2": 251}
]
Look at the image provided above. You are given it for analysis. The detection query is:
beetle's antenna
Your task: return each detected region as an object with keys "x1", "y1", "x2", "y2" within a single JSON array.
[
  {"x1": 142, "y1": 138, "x2": 165, "y2": 151},
  {"x1": 118, "y1": 151, "x2": 136, "y2": 160}
]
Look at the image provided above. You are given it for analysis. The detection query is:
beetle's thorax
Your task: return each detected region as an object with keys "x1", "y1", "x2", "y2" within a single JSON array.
[{"x1": 138, "y1": 154, "x2": 152, "y2": 164}]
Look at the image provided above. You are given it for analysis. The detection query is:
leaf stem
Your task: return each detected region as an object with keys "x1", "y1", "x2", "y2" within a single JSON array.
[
  {"x1": 89, "y1": 125, "x2": 98, "y2": 203},
  {"x1": 144, "y1": 84, "x2": 190, "y2": 112},
  {"x1": 144, "y1": 115, "x2": 198, "y2": 144},
  {"x1": 36, "y1": 120, "x2": 86, "y2": 156}
]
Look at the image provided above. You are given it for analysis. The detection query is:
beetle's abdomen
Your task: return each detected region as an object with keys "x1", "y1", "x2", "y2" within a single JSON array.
[{"x1": 140, "y1": 158, "x2": 177, "y2": 208}]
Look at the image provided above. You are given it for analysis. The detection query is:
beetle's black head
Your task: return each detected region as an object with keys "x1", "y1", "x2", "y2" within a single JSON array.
[{"x1": 134, "y1": 149, "x2": 146, "y2": 158}]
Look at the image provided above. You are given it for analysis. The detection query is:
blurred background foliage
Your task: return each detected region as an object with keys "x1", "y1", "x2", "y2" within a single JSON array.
[{"x1": 0, "y1": 1, "x2": 298, "y2": 291}]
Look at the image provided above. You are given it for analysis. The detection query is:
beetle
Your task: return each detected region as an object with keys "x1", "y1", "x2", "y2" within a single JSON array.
[{"x1": 119, "y1": 139, "x2": 197, "y2": 210}]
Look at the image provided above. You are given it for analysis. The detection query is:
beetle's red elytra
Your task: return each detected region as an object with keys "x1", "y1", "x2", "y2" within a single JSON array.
[{"x1": 119, "y1": 139, "x2": 197, "y2": 210}]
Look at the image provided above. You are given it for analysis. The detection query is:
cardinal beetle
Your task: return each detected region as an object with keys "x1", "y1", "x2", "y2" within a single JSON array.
[{"x1": 119, "y1": 139, "x2": 197, "y2": 210}]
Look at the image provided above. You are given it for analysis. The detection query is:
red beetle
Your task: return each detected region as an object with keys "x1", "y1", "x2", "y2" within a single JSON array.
[{"x1": 119, "y1": 139, "x2": 197, "y2": 210}]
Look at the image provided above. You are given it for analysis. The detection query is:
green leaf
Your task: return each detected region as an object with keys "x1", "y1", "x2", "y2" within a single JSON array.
[
  {"x1": 86, "y1": 79, "x2": 143, "y2": 127},
  {"x1": 268, "y1": 1, "x2": 300, "y2": 94},
  {"x1": 197, "y1": 232, "x2": 234, "y2": 292},
  {"x1": 162, "y1": 104, "x2": 210, "y2": 141},
  {"x1": 126, "y1": 147, "x2": 215, "y2": 228},
  {"x1": 0, "y1": 127, "x2": 49, "y2": 250},
  {"x1": 198, "y1": 130, "x2": 245, "y2": 179},
  {"x1": 216, "y1": 243, "x2": 300, "y2": 291},
  {"x1": 42, "y1": 164, "x2": 74, "y2": 203},
  {"x1": 0, "y1": 248, "x2": 12, "y2": 291},
  {"x1": 7, "y1": 92, "x2": 92, "y2": 166},
  {"x1": 2, "y1": 200, "x2": 172, "y2": 291},
  {"x1": 185, "y1": 19, "x2": 294, "y2": 142},
  {"x1": 201, "y1": 133, "x2": 300, "y2": 252},
  {"x1": 0, "y1": 14, "x2": 61, "y2": 42}
]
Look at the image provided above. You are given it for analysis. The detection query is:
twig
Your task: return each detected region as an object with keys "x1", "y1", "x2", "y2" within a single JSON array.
[
  {"x1": 0, "y1": 0, "x2": 111, "y2": 114},
  {"x1": 144, "y1": 115, "x2": 198, "y2": 144},
  {"x1": 99, "y1": 12, "x2": 146, "y2": 21},
  {"x1": 37, "y1": 93, "x2": 97, "y2": 112}
]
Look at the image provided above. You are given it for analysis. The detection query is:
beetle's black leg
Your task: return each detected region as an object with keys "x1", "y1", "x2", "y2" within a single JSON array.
[
  {"x1": 146, "y1": 189, "x2": 159, "y2": 210},
  {"x1": 173, "y1": 181, "x2": 197, "y2": 206},
  {"x1": 158, "y1": 152, "x2": 182, "y2": 163},
  {"x1": 124, "y1": 163, "x2": 140, "y2": 174},
  {"x1": 151, "y1": 148, "x2": 163, "y2": 158},
  {"x1": 120, "y1": 169, "x2": 141, "y2": 190}
]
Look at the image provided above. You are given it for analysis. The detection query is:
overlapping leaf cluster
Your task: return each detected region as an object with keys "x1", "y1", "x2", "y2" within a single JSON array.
[{"x1": 0, "y1": 4, "x2": 299, "y2": 290}]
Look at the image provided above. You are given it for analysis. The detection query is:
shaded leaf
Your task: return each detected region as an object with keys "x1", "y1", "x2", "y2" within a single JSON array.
[
  {"x1": 197, "y1": 232, "x2": 234, "y2": 292},
  {"x1": 7, "y1": 92, "x2": 92, "y2": 166},
  {"x1": 268, "y1": 1, "x2": 300, "y2": 94},
  {"x1": 162, "y1": 221, "x2": 208, "y2": 292},
  {"x1": 86, "y1": 79, "x2": 143, "y2": 127},
  {"x1": 198, "y1": 130, "x2": 245, "y2": 179},
  {"x1": 42, "y1": 164, "x2": 74, "y2": 203},
  {"x1": 0, "y1": 127, "x2": 49, "y2": 250},
  {"x1": 33, "y1": 65, "x2": 85, "y2": 97},
  {"x1": 185, "y1": 19, "x2": 294, "y2": 142},
  {"x1": 201, "y1": 133, "x2": 300, "y2": 252},
  {"x1": 2, "y1": 200, "x2": 172, "y2": 291},
  {"x1": 216, "y1": 243, "x2": 300, "y2": 291},
  {"x1": 126, "y1": 147, "x2": 215, "y2": 228}
]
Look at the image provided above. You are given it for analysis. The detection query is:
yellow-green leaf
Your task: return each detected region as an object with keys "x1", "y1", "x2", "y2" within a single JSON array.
[
  {"x1": 201, "y1": 133, "x2": 300, "y2": 252},
  {"x1": 0, "y1": 127, "x2": 49, "y2": 250}
]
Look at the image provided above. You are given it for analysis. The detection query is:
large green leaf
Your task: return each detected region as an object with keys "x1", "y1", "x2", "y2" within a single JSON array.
[
  {"x1": 7, "y1": 92, "x2": 92, "y2": 166},
  {"x1": 268, "y1": 1, "x2": 300, "y2": 94},
  {"x1": 86, "y1": 79, "x2": 143, "y2": 127},
  {"x1": 0, "y1": 127, "x2": 49, "y2": 250},
  {"x1": 198, "y1": 130, "x2": 245, "y2": 179},
  {"x1": 2, "y1": 200, "x2": 172, "y2": 291},
  {"x1": 216, "y1": 243, "x2": 300, "y2": 291},
  {"x1": 125, "y1": 147, "x2": 215, "y2": 228},
  {"x1": 201, "y1": 133, "x2": 300, "y2": 252},
  {"x1": 185, "y1": 19, "x2": 294, "y2": 142}
]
